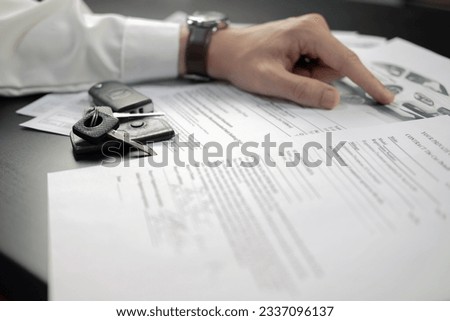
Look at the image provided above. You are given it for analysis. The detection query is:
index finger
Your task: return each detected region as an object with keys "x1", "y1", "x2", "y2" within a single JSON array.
[{"x1": 315, "y1": 32, "x2": 394, "y2": 104}]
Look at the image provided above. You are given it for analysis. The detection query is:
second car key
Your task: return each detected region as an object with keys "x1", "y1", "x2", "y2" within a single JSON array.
[
  {"x1": 89, "y1": 81, "x2": 154, "y2": 113},
  {"x1": 73, "y1": 109, "x2": 155, "y2": 156}
]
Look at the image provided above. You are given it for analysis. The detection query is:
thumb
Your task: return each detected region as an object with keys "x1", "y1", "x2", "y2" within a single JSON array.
[{"x1": 270, "y1": 69, "x2": 340, "y2": 109}]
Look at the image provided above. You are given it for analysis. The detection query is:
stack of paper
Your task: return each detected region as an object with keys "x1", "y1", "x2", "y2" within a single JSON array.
[
  {"x1": 49, "y1": 116, "x2": 450, "y2": 300},
  {"x1": 47, "y1": 37, "x2": 450, "y2": 300}
]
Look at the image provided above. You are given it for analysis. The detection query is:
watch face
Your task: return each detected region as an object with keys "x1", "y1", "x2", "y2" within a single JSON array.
[{"x1": 188, "y1": 11, "x2": 229, "y2": 28}]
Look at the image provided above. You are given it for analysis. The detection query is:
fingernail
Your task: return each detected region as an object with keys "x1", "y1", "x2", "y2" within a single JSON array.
[
  {"x1": 321, "y1": 88, "x2": 338, "y2": 108},
  {"x1": 386, "y1": 90, "x2": 395, "y2": 102},
  {"x1": 382, "y1": 88, "x2": 395, "y2": 104}
]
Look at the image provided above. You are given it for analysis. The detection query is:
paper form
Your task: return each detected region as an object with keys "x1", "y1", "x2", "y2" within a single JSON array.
[
  {"x1": 16, "y1": 92, "x2": 90, "y2": 117},
  {"x1": 151, "y1": 82, "x2": 399, "y2": 148},
  {"x1": 19, "y1": 108, "x2": 84, "y2": 136},
  {"x1": 17, "y1": 92, "x2": 89, "y2": 135},
  {"x1": 48, "y1": 116, "x2": 450, "y2": 300}
]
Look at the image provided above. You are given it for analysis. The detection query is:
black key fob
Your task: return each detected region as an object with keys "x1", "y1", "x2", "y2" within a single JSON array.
[
  {"x1": 70, "y1": 117, "x2": 175, "y2": 156},
  {"x1": 72, "y1": 109, "x2": 120, "y2": 143},
  {"x1": 89, "y1": 81, "x2": 154, "y2": 113}
]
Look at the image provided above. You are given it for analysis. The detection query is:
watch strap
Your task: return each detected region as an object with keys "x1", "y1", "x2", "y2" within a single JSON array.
[{"x1": 185, "y1": 25, "x2": 213, "y2": 77}]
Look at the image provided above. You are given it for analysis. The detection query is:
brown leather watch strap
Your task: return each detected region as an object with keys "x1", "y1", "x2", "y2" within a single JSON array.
[{"x1": 185, "y1": 25, "x2": 213, "y2": 77}]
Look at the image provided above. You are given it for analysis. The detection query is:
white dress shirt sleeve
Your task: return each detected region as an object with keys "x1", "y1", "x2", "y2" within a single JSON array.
[{"x1": 0, "y1": 0, "x2": 181, "y2": 96}]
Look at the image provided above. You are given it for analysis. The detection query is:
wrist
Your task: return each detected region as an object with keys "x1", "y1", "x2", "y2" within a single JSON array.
[
  {"x1": 180, "y1": 12, "x2": 233, "y2": 79},
  {"x1": 207, "y1": 28, "x2": 236, "y2": 80}
]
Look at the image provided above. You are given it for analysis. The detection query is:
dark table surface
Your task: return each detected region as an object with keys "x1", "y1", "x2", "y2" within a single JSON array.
[{"x1": 1, "y1": 0, "x2": 449, "y2": 300}]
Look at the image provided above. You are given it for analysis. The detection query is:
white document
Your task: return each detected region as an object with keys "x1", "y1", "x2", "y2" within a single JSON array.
[
  {"x1": 16, "y1": 92, "x2": 89, "y2": 117},
  {"x1": 48, "y1": 116, "x2": 450, "y2": 300},
  {"x1": 18, "y1": 92, "x2": 88, "y2": 135},
  {"x1": 151, "y1": 81, "x2": 399, "y2": 149},
  {"x1": 20, "y1": 108, "x2": 84, "y2": 136}
]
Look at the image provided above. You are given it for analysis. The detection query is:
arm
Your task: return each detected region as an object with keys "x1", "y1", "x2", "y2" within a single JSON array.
[
  {"x1": 181, "y1": 14, "x2": 394, "y2": 108},
  {"x1": 1, "y1": 2, "x2": 392, "y2": 108},
  {"x1": 0, "y1": 0, "x2": 181, "y2": 96}
]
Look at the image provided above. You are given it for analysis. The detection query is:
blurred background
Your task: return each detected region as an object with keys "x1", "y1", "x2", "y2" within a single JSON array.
[{"x1": 351, "y1": 0, "x2": 450, "y2": 10}]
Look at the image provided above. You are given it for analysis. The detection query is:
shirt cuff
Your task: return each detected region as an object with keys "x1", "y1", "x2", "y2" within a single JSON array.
[{"x1": 121, "y1": 17, "x2": 180, "y2": 83}]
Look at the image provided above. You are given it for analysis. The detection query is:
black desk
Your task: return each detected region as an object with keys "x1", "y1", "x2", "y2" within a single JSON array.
[{"x1": 1, "y1": 0, "x2": 449, "y2": 300}]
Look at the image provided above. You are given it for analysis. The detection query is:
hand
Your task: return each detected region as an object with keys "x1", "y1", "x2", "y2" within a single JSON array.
[{"x1": 203, "y1": 14, "x2": 394, "y2": 109}]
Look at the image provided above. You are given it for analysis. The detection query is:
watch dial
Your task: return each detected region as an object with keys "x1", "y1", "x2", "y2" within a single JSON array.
[{"x1": 191, "y1": 11, "x2": 228, "y2": 23}]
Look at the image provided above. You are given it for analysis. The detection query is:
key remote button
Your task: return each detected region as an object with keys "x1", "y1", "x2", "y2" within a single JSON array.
[{"x1": 130, "y1": 121, "x2": 145, "y2": 128}]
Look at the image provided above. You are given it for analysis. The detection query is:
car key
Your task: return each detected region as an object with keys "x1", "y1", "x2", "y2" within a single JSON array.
[
  {"x1": 85, "y1": 106, "x2": 165, "y2": 119},
  {"x1": 70, "y1": 117, "x2": 175, "y2": 156},
  {"x1": 73, "y1": 109, "x2": 155, "y2": 156},
  {"x1": 89, "y1": 81, "x2": 154, "y2": 113},
  {"x1": 71, "y1": 106, "x2": 174, "y2": 156},
  {"x1": 114, "y1": 111, "x2": 165, "y2": 119}
]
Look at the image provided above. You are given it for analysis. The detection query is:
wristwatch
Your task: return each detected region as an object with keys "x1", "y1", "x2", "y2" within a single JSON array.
[{"x1": 185, "y1": 11, "x2": 229, "y2": 79}]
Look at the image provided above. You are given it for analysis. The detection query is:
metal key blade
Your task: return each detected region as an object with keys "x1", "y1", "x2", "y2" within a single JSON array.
[
  {"x1": 113, "y1": 112, "x2": 165, "y2": 119},
  {"x1": 107, "y1": 129, "x2": 155, "y2": 156}
]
